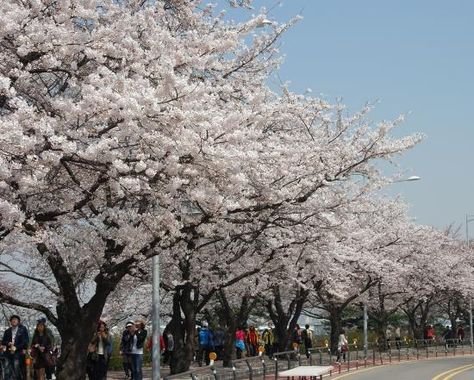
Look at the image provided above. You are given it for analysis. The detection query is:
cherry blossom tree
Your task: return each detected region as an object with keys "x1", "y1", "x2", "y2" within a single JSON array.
[{"x1": 0, "y1": 0, "x2": 424, "y2": 378}]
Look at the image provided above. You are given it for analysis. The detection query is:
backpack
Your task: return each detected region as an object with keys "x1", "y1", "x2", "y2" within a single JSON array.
[{"x1": 199, "y1": 329, "x2": 210, "y2": 347}]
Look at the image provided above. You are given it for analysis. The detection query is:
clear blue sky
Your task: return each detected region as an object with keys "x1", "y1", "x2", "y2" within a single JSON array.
[{"x1": 225, "y1": 0, "x2": 474, "y2": 229}]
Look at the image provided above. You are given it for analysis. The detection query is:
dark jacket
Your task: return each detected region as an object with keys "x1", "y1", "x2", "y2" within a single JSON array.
[
  {"x1": 213, "y1": 329, "x2": 225, "y2": 347},
  {"x1": 135, "y1": 329, "x2": 147, "y2": 350},
  {"x1": 121, "y1": 329, "x2": 147, "y2": 353},
  {"x1": 2, "y1": 324, "x2": 29, "y2": 353},
  {"x1": 31, "y1": 332, "x2": 53, "y2": 369},
  {"x1": 120, "y1": 330, "x2": 133, "y2": 354}
]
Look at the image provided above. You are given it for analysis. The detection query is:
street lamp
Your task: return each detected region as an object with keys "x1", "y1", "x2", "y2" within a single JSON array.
[
  {"x1": 362, "y1": 175, "x2": 421, "y2": 358},
  {"x1": 392, "y1": 175, "x2": 421, "y2": 183},
  {"x1": 152, "y1": 254, "x2": 161, "y2": 380},
  {"x1": 466, "y1": 214, "x2": 474, "y2": 349}
]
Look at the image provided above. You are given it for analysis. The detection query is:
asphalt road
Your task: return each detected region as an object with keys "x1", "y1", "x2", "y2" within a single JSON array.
[{"x1": 332, "y1": 356, "x2": 474, "y2": 380}]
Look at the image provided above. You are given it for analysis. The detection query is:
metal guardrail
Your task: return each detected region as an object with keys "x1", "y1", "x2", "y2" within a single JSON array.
[{"x1": 163, "y1": 339, "x2": 474, "y2": 380}]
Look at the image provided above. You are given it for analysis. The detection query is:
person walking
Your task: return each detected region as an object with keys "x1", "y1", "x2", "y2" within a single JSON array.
[
  {"x1": 235, "y1": 327, "x2": 246, "y2": 359},
  {"x1": 385, "y1": 326, "x2": 392, "y2": 349},
  {"x1": 1, "y1": 314, "x2": 30, "y2": 380},
  {"x1": 30, "y1": 319, "x2": 53, "y2": 380},
  {"x1": 212, "y1": 327, "x2": 225, "y2": 361},
  {"x1": 120, "y1": 321, "x2": 135, "y2": 379},
  {"x1": 394, "y1": 326, "x2": 402, "y2": 350},
  {"x1": 426, "y1": 325, "x2": 435, "y2": 344},
  {"x1": 88, "y1": 321, "x2": 112, "y2": 380},
  {"x1": 336, "y1": 330, "x2": 348, "y2": 364},
  {"x1": 302, "y1": 325, "x2": 313, "y2": 358},
  {"x1": 261, "y1": 325, "x2": 275, "y2": 358},
  {"x1": 290, "y1": 324, "x2": 302, "y2": 351},
  {"x1": 457, "y1": 325, "x2": 465, "y2": 343},
  {"x1": 198, "y1": 321, "x2": 214, "y2": 366},
  {"x1": 31, "y1": 318, "x2": 56, "y2": 380},
  {"x1": 130, "y1": 320, "x2": 147, "y2": 380},
  {"x1": 246, "y1": 326, "x2": 259, "y2": 357},
  {"x1": 443, "y1": 325, "x2": 454, "y2": 348}
]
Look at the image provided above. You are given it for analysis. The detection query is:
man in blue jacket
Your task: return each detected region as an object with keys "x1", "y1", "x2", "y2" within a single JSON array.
[{"x1": 1, "y1": 314, "x2": 30, "y2": 379}]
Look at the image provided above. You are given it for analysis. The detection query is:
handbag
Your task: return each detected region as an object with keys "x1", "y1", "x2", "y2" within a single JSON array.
[
  {"x1": 87, "y1": 343, "x2": 98, "y2": 361},
  {"x1": 43, "y1": 351, "x2": 57, "y2": 367}
]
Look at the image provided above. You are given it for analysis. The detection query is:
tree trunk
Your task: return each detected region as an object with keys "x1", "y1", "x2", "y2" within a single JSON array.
[
  {"x1": 169, "y1": 285, "x2": 196, "y2": 374},
  {"x1": 169, "y1": 290, "x2": 187, "y2": 374},
  {"x1": 56, "y1": 322, "x2": 96, "y2": 380},
  {"x1": 267, "y1": 286, "x2": 309, "y2": 352},
  {"x1": 274, "y1": 320, "x2": 290, "y2": 352},
  {"x1": 181, "y1": 286, "x2": 196, "y2": 370},
  {"x1": 329, "y1": 308, "x2": 342, "y2": 354},
  {"x1": 217, "y1": 291, "x2": 254, "y2": 367},
  {"x1": 55, "y1": 292, "x2": 108, "y2": 380},
  {"x1": 222, "y1": 321, "x2": 237, "y2": 367}
]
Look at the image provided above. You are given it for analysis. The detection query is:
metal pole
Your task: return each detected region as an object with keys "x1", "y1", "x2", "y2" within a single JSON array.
[
  {"x1": 152, "y1": 254, "x2": 161, "y2": 380},
  {"x1": 465, "y1": 217, "x2": 474, "y2": 349},
  {"x1": 363, "y1": 304, "x2": 368, "y2": 359}
]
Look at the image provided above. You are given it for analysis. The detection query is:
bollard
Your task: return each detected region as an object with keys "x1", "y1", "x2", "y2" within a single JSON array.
[
  {"x1": 274, "y1": 357, "x2": 278, "y2": 380},
  {"x1": 262, "y1": 357, "x2": 266, "y2": 380},
  {"x1": 232, "y1": 365, "x2": 237, "y2": 380},
  {"x1": 211, "y1": 366, "x2": 218, "y2": 380},
  {"x1": 245, "y1": 359, "x2": 253, "y2": 380}
]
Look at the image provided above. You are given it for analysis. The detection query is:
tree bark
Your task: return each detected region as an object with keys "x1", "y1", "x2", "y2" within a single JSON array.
[
  {"x1": 217, "y1": 291, "x2": 255, "y2": 367},
  {"x1": 56, "y1": 313, "x2": 99, "y2": 380},
  {"x1": 169, "y1": 284, "x2": 196, "y2": 374},
  {"x1": 328, "y1": 308, "x2": 342, "y2": 354},
  {"x1": 266, "y1": 286, "x2": 309, "y2": 352}
]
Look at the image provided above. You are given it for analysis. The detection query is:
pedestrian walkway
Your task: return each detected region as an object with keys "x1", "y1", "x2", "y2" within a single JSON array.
[{"x1": 108, "y1": 368, "x2": 152, "y2": 379}]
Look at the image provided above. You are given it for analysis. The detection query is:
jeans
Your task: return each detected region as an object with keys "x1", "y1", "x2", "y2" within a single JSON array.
[{"x1": 130, "y1": 354, "x2": 143, "y2": 380}]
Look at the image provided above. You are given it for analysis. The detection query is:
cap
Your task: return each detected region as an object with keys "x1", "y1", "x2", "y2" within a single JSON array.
[
  {"x1": 126, "y1": 321, "x2": 134, "y2": 328},
  {"x1": 202, "y1": 321, "x2": 208, "y2": 327},
  {"x1": 37, "y1": 317, "x2": 47, "y2": 324}
]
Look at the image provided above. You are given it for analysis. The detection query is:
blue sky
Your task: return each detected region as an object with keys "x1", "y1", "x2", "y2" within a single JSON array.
[{"x1": 225, "y1": 0, "x2": 474, "y2": 229}]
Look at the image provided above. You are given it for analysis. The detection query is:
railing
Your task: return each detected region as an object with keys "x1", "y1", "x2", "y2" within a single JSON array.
[{"x1": 163, "y1": 339, "x2": 473, "y2": 380}]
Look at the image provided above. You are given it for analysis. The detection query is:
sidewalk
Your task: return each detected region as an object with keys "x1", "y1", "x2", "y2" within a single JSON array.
[{"x1": 108, "y1": 368, "x2": 152, "y2": 379}]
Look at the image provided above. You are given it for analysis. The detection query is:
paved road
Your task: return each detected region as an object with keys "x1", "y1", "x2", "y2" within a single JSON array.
[{"x1": 332, "y1": 356, "x2": 474, "y2": 380}]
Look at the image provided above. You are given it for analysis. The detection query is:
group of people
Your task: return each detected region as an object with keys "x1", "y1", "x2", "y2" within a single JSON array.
[
  {"x1": 188, "y1": 322, "x2": 315, "y2": 366},
  {"x1": 439, "y1": 325, "x2": 465, "y2": 347},
  {"x1": 117, "y1": 320, "x2": 148, "y2": 380},
  {"x1": 0, "y1": 315, "x2": 57, "y2": 380}
]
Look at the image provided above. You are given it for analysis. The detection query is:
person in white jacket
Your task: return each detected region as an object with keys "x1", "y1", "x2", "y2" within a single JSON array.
[{"x1": 336, "y1": 330, "x2": 348, "y2": 363}]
